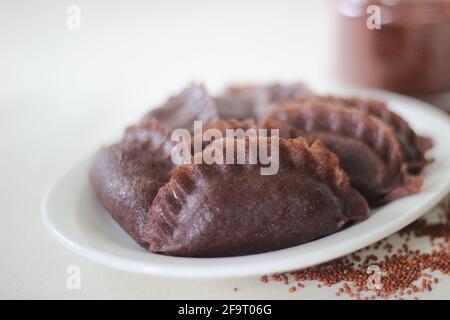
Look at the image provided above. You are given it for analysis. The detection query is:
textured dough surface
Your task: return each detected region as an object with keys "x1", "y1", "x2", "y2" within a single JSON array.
[
  {"x1": 300, "y1": 96, "x2": 433, "y2": 172},
  {"x1": 262, "y1": 100, "x2": 423, "y2": 204},
  {"x1": 215, "y1": 83, "x2": 312, "y2": 121},
  {"x1": 144, "y1": 84, "x2": 218, "y2": 133},
  {"x1": 144, "y1": 137, "x2": 369, "y2": 257},
  {"x1": 90, "y1": 119, "x2": 175, "y2": 246}
]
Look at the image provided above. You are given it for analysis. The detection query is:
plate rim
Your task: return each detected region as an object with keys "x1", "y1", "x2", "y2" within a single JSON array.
[{"x1": 41, "y1": 87, "x2": 450, "y2": 278}]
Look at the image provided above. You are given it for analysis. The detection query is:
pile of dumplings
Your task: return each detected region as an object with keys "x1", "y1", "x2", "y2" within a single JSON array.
[{"x1": 90, "y1": 83, "x2": 432, "y2": 257}]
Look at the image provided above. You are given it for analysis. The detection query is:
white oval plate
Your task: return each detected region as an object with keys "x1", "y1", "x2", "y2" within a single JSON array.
[{"x1": 42, "y1": 87, "x2": 450, "y2": 278}]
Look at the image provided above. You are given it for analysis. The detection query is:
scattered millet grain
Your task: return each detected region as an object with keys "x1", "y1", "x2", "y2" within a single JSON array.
[{"x1": 261, "y1": 196, "x2": 450, "y2": 299}]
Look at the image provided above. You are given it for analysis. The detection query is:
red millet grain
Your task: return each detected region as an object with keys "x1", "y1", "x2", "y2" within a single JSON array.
[{"x1": 260, "y1": 196, "x2": 450, "y2": 299}]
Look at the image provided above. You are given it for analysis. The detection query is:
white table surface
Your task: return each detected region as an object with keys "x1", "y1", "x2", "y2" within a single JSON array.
[{"x1": 1, "y1": 0, "x2": 449, "y2": 299}]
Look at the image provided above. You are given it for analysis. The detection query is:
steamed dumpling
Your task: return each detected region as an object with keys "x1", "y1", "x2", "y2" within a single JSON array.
[
  {"x1": 262, "y1": 100, "x2": 424, "y2": 205},
  {"x1": 144, "y1": 136, "x2": 368, "y2": 257}
]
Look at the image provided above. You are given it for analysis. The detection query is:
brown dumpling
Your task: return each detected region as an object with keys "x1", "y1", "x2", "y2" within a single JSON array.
[
  {"x1": 192, "y1": 119, "x2": 257, "y2": 151},
  {"x1": 262, "y1": 100, "x2": 423, "y2": 205},
  {"x1": 90, "y1": 118, "x2": 175, "y2": 247},
  {"x1": 215, "y1": 83, "x2": 312, "y2": 121},
  {"x1": 201, "y1": 118, "x2": 257, "y2": 133},
  {"x1": 301, "y1": 96, "x2": 433, "y2": 172},
  {"x1": 143, "y1": 136, "x2": 369, "y2": 257},
  {"x1": 263, "y1": 118, "x2": 305, "y2": 140},
  {"x1": 143, "y1": 84, "x2": 218, "y2": 133}
]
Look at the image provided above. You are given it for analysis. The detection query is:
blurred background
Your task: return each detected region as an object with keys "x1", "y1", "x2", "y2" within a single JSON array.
[
  {"x1": 1, "y1": 0, "x2": 333, "y2": 112},
  {"x1": 4, "y1": 0, "x2": 449, "y2": 122}
]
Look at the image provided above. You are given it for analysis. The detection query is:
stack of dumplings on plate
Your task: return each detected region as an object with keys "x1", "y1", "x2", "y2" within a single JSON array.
[{"x1": 90, "y1": 83, "x2": 433, "y2": 257}]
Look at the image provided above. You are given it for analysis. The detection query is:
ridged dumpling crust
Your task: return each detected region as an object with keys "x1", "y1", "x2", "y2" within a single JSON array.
[
  {"x1": 262, "y1": 100, "x2": 424, "y2": 205},
  {"x1": 144, "y1": 136, "x2": 368, "y2": 257}
]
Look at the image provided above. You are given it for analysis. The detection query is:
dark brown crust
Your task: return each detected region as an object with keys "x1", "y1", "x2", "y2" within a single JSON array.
[
  {"x1": 262, "y1": 100, "x2": 422, "y2": 204},
  {"x1": 144, "y1": 136, "x2": 368, "y2": 257},
  {"x1": 262, "y1": 118, "x2": 306, "y2": 139},
  {"x1": 264, "y1": 100, "x2": 403, "y2": 174},
  {"x1": 192, "y1": 119, "x2": 257, "y2": 151},
  {"x1": 303, "y1": 96, "x2": 433, "y2": 172},
  {"x1": 215, "y1": 83, "x2": 313, "y2": 121},
  {"x1": 90, "y1": 119, "x2": 175, "y2": 247},
  {"x1": 202, "y1": 119, "x2": 257, "y2": 133},
  {"x1": 381, "y1": 165, "x2": 424, "y2": 204},
  {"x1": 143, "y1": 84, "x2": 218, "y2": 133},
  {"x1": 89, "y1": 84, "x2": 432, "y2": 257}
]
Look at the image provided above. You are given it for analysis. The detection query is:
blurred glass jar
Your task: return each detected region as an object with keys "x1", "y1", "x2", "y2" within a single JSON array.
[{"x1": 336, "y1": 0, "x2": 450, "y2": 109}]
